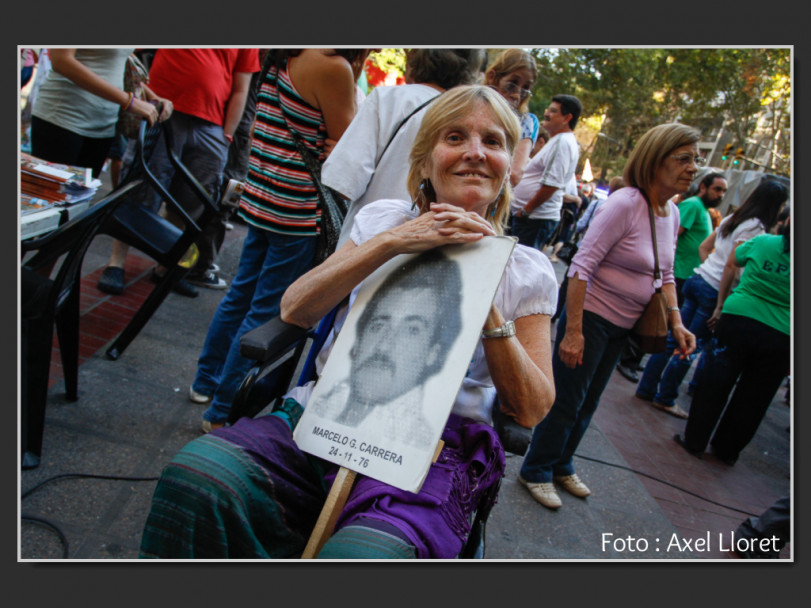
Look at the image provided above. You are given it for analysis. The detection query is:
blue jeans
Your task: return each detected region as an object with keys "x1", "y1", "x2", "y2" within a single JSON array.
[
  {"x1": 510, "y1": 215, "x2": 558, "y2": 251},
  {"x1": 520, "y1": 309, "x2": 629, "y2": 483},
  {"x1": 636, "y1": 274, "x2": 718, "y2": 406},
  {"x1": 194, "y1": 226, "x2": 317, "y2": 423}
]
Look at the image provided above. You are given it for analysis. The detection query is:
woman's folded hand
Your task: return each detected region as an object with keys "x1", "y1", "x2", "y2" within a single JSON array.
[{"x1": 386, "y1": 202, "x2": 496, "y2": 254}]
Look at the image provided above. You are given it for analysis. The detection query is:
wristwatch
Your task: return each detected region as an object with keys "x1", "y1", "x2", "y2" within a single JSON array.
[{"x1": 482, "y1": 320, "x2": 516, "y2": 339}]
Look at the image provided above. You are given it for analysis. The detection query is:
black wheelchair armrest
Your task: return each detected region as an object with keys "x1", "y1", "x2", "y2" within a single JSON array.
[
  {"x1": 239, "y1": 316, "x2": 313, "y2": 362},
  {"x1": 491, "y1": 405, "x2": 533, "y2": 456},
  {"x1": 230, "y1": 317, "x2": 316, "y2": 425}
]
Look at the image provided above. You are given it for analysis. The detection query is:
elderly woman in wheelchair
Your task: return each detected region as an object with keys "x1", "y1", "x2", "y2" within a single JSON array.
[{"x1": 139, "y1": 85, "x2": 558, "y2": 559}]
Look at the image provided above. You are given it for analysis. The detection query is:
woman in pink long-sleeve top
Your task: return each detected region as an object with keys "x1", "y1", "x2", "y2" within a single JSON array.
[{"x1": 519, "y1": 123, "x2": 698, "y2": 510}]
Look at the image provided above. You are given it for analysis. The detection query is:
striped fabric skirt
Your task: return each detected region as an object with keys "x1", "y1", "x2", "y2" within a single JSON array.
[{"x1": 139, "y1": 408, "x2": 505, "y2": 559}]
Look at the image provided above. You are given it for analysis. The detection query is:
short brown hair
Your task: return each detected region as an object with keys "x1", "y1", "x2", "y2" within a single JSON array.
[
  {"x1": 405, "y1": 49, "x2": 487, "y2": 89},
  {"x1": 623, "y1": 123, "x2": 702, "y2": 194}
]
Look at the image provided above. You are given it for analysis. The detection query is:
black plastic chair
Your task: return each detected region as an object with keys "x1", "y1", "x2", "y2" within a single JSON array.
[
  {"x1": 99, "y1": 115, "x2": 220, "y2": 360},
  {"x1": 230, "y1": 310, "x2": 532, "y2": 559},
  {"x1": 21, "y1": 181, "x2": 142, "y2": 469}
]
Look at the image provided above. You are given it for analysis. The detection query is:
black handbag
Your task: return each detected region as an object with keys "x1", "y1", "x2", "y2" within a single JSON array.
[
  {"x1": 555, "y1": 207, "x2": 585, "y2": 265},
  {"x1": 289, "y1": 132, "x2": 348, "y2": 266},
  {"x1": 555, "y1": 239, "x2": 579, "y2": 265}
]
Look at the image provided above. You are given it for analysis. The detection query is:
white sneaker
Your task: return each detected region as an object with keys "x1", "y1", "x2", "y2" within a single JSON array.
[
  {"x1": 187, "y1": 271, "x2": 228, "y2": 290},
  {"x1": 209, "y1": 263, "x2": 220, "y2": 273},
  {"x1": 554, "y1": 474, "x2": 591, "y2": 498},
  {"x1": 519, "y1": 475, "x2": 562, "y2": 509},
  {"x1": 189, "y1": 386, "x2": 212, "y2": 404}
]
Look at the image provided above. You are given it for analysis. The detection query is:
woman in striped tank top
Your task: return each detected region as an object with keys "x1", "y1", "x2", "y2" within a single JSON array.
[{"x1": 191, "y1": 49, "x2": 370, "y2": 432}]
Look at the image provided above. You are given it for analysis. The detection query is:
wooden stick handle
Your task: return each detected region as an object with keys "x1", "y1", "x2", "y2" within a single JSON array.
[
  {"x1": 301, "y1": 467, "x2": 358, "y2": 559},
  {"x1": 300, "y1": 440, "x2": 444, "y2": 558}
]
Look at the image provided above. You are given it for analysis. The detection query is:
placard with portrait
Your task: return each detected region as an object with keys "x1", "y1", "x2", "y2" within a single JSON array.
[{"x1": 293, "y1": 236, "x2": 515, "y2": 493}]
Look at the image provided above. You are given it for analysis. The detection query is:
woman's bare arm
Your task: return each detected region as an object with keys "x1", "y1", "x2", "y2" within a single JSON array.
[
  {"x1": 509, "y1": 138, "x2": 532, "y2": 186},
  {"x1": 662, "y1": 281, "x2": 695, "y2": 358},
  {"x1": 290, "y1": 50, "x2": 360, "y2": 150},
  {"x1": 48, "y1": 49, "x2": 159, "y2": 126},
  {"x1": 281, "y1": 203, "x2": 496, "y2": 328},
  {"x1": 557, "y1": 274, "x2": 587, "y2": 368},
  {"x1": 707, "y1": 244, "x2": 743, "y2": 330},
  {"x1": 483, "y1": 307, "x2": 555, "y2": 427},
  {"x1": 698, "y1": 230, "x2": 716, "y2": 263}
]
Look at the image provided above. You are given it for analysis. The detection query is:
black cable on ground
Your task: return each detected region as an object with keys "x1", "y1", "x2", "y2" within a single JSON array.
[
  {"x1": 20, "y1": 514, "x2": 69, "y2": 558},
  {"x1": 20, "y1": 473, "x2": 160, "y2": 558},
  {"x1": 572, "y1": 453, "x2": 760, "y2": 517},
  {"x1": 21, "y1": 472, "x2": 160, "y2": 500}
]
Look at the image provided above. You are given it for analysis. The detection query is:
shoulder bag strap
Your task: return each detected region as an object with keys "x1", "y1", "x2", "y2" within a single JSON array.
[
  {"x1": 377, "y1": 94, "x2": 439, "y2": 162},
  {"x1": 258, "y1": 49, "x2": 275, "y2": 85},
  {"x1": 266, "y1": 60, "x2": 324, "y2": 182},
  {"x1": 640, "y1": 190, "x2": 662, "y2": 289}
]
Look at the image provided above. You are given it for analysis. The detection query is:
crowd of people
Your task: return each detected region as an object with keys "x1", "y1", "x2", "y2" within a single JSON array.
[{"x1": 22, "y1": 48, "x2": 790, "y2": 559}]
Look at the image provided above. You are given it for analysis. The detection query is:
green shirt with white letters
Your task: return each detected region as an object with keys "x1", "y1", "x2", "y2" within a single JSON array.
[{"x1": 723, "y1": 233, "x2": 790, "y2": 335}]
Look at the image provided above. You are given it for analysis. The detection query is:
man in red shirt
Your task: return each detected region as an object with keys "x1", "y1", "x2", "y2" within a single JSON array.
[{"x1": 98, "y1": 48, "x2": 260, "y2": 296}]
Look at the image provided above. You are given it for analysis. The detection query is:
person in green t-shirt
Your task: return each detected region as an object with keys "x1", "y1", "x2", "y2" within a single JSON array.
[
  {"x1": 674, "y1": 211, "x2": 790, "y2": 465},
  {"x1": 673, "y1": 172, "x2": 728, "y2": 301}
]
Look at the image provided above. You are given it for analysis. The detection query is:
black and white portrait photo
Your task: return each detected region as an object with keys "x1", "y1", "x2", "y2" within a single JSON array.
[
  {"x1": 294, "y1": 237, "x2": 515, "y2": 492},
  {"x1": 311, "y1": 249, "x2": 463, "y2": 449}
]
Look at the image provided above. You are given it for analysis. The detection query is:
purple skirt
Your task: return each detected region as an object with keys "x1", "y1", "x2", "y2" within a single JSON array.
[
  {"x1": 330, "y1": 412, "x2": 506, "y2": 557},
  {"x1": 145, "y1": 410, "x2": 505, "y2": 559}
]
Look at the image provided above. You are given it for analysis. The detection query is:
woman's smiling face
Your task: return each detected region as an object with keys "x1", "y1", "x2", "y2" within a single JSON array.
[{"x1": 421, "y1": 101, "x2": 512, "y2": 217}]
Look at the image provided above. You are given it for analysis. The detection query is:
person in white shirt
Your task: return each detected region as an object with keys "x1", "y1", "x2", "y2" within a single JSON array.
[
  {"x1": 511, "y1": 94, "x2": 582, "y2": 251},
  {"x1": 321, "y1": 49, "x2": 487, "y2": 246}
]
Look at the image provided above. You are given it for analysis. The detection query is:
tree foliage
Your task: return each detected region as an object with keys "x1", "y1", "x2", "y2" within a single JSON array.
[
  {"x1": 368, "y1": 49, "x2": 406, "y2": 79},
  {"x1": 528, "y1": 48, "x2": 791, "y2": 178}
]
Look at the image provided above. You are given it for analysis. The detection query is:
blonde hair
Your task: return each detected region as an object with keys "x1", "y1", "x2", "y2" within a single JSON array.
[
  {"x1": 406, "y1": 85, "x2": 521, "y2": 235},
  {"x1": 623, "y1": 123, "x2": 702, "y2": 195},
  {"x1": 484, "y1": 49, "x2": 538, "y2": 114}
]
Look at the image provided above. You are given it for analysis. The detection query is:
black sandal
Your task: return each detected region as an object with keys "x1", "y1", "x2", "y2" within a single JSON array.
[{"x1": 97, "y1": 266, "x2": 125, "y2": 295}]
